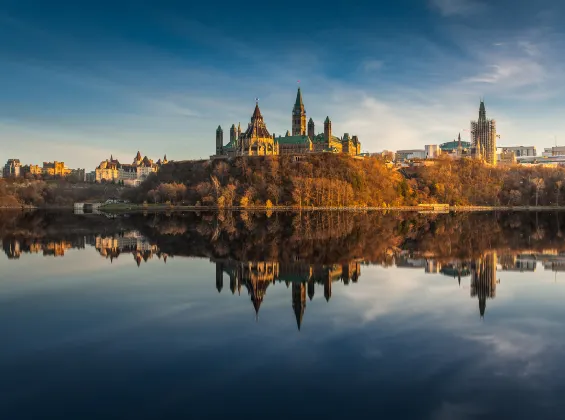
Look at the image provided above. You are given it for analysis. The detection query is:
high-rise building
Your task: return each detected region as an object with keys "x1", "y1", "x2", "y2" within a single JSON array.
[{"x1": 471, "y1": 101, "x2": 497, "y2": 165}]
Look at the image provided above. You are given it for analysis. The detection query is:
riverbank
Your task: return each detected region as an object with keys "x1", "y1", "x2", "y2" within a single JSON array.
[{"x1": 97, "y1": 203, "x2": 565, "y2": 213}]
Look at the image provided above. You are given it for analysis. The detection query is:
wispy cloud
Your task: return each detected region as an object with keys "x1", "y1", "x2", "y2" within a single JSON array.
[
  {"x1": 430, "y1": 0, "x2": 485, "y2": 16},
  {"x1": 361, "y1": 59, "x2": 384, "y2": 72}
]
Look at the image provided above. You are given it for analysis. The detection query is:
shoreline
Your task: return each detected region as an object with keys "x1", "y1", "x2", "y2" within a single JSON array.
[
  {"x1": 3, "y1": 204, "x2": 565, "y2": 213},
  {"x1": 97, "y1": 204, "x2": 565, "y2": 213}
]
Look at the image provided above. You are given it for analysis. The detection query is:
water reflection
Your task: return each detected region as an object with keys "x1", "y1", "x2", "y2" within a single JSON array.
[
  {"x1": 3, "y1": 210, "x2": 565, "y2": 325},
  {"x1": 3, "y1": 210, "x2": 565, "y2": 419}
]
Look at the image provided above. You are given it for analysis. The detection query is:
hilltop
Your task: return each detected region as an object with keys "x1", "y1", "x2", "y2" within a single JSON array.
[{"x1": 121, "y1": 154, "x2": 565, "y2": 208}]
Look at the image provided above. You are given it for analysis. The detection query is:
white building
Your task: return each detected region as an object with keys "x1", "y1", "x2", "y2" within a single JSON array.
[
  {"x1": 499, "y1": 146, "x2": 536, "y2": 157},
  {"x1": 396, "y1": 149, "x2": 426, "y2": 162},
  {"x1": 542, "y1": 146, "x2": 565, "y2": 158},
  {"x1": 425, "y1": 145, "x2": 440, "y2": 159}
]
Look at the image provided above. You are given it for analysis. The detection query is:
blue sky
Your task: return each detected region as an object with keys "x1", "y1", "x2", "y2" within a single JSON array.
[{"x1": 2, "y1": 0, "x2": 565, "y2": 169}]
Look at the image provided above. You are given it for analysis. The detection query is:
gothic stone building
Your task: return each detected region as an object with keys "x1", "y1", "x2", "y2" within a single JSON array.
[
  {"x1": 213, "y1": 88, "x2": 361, "y2": 158},
  {"x1": 471, "y1": 101, "x2": 497, "y2": 166}
]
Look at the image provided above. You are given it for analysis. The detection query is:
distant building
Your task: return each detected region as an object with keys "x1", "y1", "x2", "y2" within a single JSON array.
[
  {"x1": 542, "y1": 146, "x2": 565, "y2": 157},
  {"x1": 3, "y1": 159, "x2": 21, "y2": 178},
  {"x1": 425, "y1": 144, "x2": 440, "y2": 159},
  {"x1": 21, "y1": 164, "x2": 42, "y2": 177},
  {"x1": 71, "y1": 168, "x2": 86, "y2": 181},
  {"x1": 471, "y1": 101, "x2": 497, "y2": 165},
  {"x1": 498, "y1": 150, "x2": 517, "y2": 165},
  {"x1": 371, "y1": 150, "x2": 396, "y2": 161},
  {"x1": 395, "y1": 149, "x2": 426, "y2": 162},
  {"x1": 42, "y1": 161, "x2": 71, "y2": 177},
  {"x1": 214, "y1": 88, "x2": 362, "y2": 158},
  {"x1": 500, "y1": 145, "x2": 536, "y2": 157},
  {"x1": 440, "y1": 134, "x2": 471, "y2": 158},
  {"x1": 86, "y1": 171, "x2": 96, "y2": 183},
  {"x1": 95, "y1": 152, "x2": 167, "y2": 185}
]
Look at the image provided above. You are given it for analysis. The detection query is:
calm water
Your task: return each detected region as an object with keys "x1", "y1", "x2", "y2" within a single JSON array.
[{"x1": 2, "y1": 211, "x2": 565, "y2": 419}]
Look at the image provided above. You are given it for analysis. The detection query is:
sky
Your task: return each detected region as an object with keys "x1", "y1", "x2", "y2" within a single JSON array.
[{"x1": 2, "y1": 0, "x2": 565, "y2": 170}]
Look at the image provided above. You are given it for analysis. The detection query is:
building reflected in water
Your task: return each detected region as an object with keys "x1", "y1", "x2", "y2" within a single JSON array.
[
  {"x1": 471, "y1": 252, "x2": 498, "y2": 318},
  {"x1": 6, "y1": 226, "x2": 565, "y2": 324},
  {"x1": 214, "y1": 259, "x2": 362, "y2": 330}
]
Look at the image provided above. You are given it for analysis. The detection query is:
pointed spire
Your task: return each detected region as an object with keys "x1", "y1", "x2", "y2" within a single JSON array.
[
  {"x1": 479, "y1": 100, "x2": 486, "y2": 120},
  {"x1": 294, "y1": 87, "x2": 304, "y2": 109},
  {"x1": 136, "y1": 151, "x2": 142, "y2": 161},
  {"x1": 252, "y1": 102, "x2": 262, "y2": 120},
  {"x1": 324, "y1": 116, "x2": 330, "y2": 124},
  {"x1": 308, "y1": 117, "x2": 314, "y2": 123}
]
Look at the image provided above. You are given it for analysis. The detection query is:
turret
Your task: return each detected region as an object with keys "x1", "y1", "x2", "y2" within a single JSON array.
[
  {"x1": 324, "y1": 116, "x2": 332, "y2": 148},
  {"x1": 216, "y1": 125, "x2": 223, "y2": 155},
  {"x1": 230, "y1": 124, "x2": 237, "y2": 144},
  {"x1": 307, "y1": 118, "x2": 315, "y2": 139},
  {"x1": 292, "y1": 87, "x2": 307, "y2": 136}
]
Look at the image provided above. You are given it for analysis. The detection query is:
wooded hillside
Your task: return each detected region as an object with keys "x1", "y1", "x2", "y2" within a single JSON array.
[{"x1": 122, "y1": 155, "x2": 565, "y2": 207}]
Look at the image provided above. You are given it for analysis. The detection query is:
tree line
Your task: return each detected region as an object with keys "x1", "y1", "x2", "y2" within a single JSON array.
[{"x1": 122, "y1": 155, "x2": 565, "y2": 208}]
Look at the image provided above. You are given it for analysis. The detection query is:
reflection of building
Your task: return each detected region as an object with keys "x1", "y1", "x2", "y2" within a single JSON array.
[
  {"x1": 2, "y1": 238, "x2": 80, "y2": 259},
  {"x1": 213, "y1": 259, "x2": 361, "y2": 329},
  {"x1": 440, "y1": 262, "x2": 471, "y2": 286},
  {"x1": 292, "y1": 283, "x2": 306, "y2": 330},
  {"x1": 470, "y1": 252, "x2": 498, "y2": 317},
  {"x1": 93, "y1": 231, "x2": 167, "y2": 265},
  {"x1": 499, "y1": 254, "x2": 536, "y2": 272}
]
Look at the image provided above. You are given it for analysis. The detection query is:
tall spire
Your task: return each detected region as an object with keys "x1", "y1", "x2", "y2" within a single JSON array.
[
  {"x1": 292, "y1": 87, "x2": 306, "y2": 135},
  {"x1": 294, "y1": 87, "x2": 304, "y2": 108},
  {"x1": 479, "y1": 100, "x2": 486, "y2": 120}
]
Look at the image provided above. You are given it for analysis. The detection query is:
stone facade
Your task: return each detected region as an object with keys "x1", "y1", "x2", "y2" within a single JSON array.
[
  {"x1": 214, "y1": 88, "x2": 361, "y2": 158},
  {"x1": 95, "y1": 152, "x2": 167, "y2": 185},
  {"x1": 3, "y1": 159, "x2": 21, "y2": 178}
]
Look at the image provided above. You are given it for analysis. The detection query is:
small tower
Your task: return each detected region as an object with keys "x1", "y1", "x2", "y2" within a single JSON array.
[
  {"x1": 230, "y1": 124, "x2": 237, "y2": 144},
  {"x1": 324, "y1": 116, "x2": 332, "y2": 149},
  {"x1": 307, "y1": 118, "x2": 315, "y2": 139},
  {"x1": 292, "y1": 87, "x2": 307, "y2": 136},
  {"x1": 216, "y1": 125, "x2": 223, "y2": 155}
]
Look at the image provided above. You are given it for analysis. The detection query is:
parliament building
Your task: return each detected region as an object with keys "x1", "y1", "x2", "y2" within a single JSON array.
[{"x1": 213, "y1": 88, "x2": 361, "y2": 158}]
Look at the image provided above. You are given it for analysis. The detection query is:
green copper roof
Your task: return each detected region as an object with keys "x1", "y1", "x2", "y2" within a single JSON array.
[
  {"x1": 440, "y1": 140, "x2": 471, "y2": 151},
  {"x1": 217, "y1": 125, "x2": 222, "y2": 131},
  {"x1": 311, "y1": 134, "x2": 341, "y2": 144},
  {"x1": 276, "y1": 135, "x2": 311, "y2": 145},
  {"x1": 324, "y1": 116, "x2": 330, "y2": 123}
]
